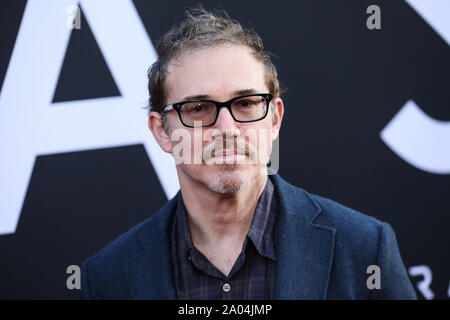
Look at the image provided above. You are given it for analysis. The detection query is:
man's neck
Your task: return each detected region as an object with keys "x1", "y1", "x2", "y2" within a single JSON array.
[{"x1": 178, "y1": 171, "x2": 268, "y2": 247}]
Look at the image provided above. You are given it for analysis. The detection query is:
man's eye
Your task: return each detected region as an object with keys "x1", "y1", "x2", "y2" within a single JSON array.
[
  {"x1": 236, "y1": 99, "x2": 255, "y2": 107},
  {"x1": 192, "y1": 104, "x2": 204, "y2": 112},
  {"x1": 184, "y1": 103, "x2": 205, "y2": 112}
]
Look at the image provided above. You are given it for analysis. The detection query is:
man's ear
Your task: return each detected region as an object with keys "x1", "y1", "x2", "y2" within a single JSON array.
[
  {"x1": 148, "y1": 111, "x2": 173, "y2": 153},
  {"x1": 271, "y1": 97, "x2": 284, "y2": 141}
]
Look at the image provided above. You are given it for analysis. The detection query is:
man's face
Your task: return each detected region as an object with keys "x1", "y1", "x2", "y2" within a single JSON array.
[{"x1": 153, "y1": 44, "x2": 283, "y2": 193}]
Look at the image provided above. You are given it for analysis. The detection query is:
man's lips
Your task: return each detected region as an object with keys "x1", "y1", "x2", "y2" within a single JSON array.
[{"x1": 211, "y1": 150, "x2": 247, "y2": 157}]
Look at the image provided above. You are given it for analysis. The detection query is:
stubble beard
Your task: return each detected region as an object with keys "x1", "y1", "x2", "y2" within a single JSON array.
[{"x1": 207, "y1": 164, "x2": 250, "y2": 194}]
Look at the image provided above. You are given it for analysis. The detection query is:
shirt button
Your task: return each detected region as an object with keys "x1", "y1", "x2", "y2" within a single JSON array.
[{"x1": 222, "y1": 283, "x2": 231, "y2": 293}]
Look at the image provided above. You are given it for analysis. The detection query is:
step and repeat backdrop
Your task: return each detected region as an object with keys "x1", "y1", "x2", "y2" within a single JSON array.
[{"x1": 0, "y1": 0, "x2": 449, "y2": 299}]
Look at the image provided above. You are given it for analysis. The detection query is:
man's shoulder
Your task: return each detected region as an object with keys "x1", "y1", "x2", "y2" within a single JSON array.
[
  {"x1": 273, "y1": 174, "x2": 384, "y2": 239},
  {"x1": 273, "y1": 175, "x2": 416, "y2": 299},
  {"x1": 79, "y1": 193, "x2": 179, "y2": 299},
  {"x1": 274, "y1": 174, "x2": 391, "y2": 274},
  {"x1": 85, "y1": 216, "x2": 148, "y2": 267},
  {"x1": 310, "y1": 192, "x2": 383, "y2": 233},
  {"x1": 82, "y1": 192, "x2": 178, "y2": 270}
]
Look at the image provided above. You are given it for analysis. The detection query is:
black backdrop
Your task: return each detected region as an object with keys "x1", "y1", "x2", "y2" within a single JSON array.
[{"x1": 0, "y1": 0, "x2": 449, "y2": 299}]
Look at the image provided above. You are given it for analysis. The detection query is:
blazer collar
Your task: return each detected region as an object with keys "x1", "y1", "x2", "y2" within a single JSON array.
[
  {"x1": 126, "y1": 174, "x2": 335, "y2": 299},
  {"x1": 271, "y1": 174, "x2": 336, "y2": 299}
]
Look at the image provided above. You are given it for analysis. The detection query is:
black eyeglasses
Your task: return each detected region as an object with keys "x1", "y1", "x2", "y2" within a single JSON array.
[{"x1": 161, "y1": 93, "x2": 273, "y2": 128}]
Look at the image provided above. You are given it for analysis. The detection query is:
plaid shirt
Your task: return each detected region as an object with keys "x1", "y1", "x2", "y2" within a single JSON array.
[{"x1": 170, "y1": 178, "x2": 278, "y2": 300}]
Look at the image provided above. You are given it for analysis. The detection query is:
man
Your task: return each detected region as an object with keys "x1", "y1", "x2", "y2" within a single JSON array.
[{"x1": 80, "y1": 8, "x2": 416, "y2": 300}]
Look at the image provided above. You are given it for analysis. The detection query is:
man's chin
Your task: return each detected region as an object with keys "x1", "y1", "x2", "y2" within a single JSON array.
[{"x1": 206, "y1": 170, "x2": 250, "y2": 194}]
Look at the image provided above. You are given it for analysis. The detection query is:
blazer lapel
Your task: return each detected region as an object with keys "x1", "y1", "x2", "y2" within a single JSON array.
[
  {"x1": 125, "y1": 193, "x2": 179, "y2": 299},
  {"x1": 271, "y1": 175, "x2": 336, "y2": 299}
]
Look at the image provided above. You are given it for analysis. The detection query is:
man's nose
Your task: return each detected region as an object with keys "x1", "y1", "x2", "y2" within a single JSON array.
[{"x1": 213, "y1": 107, "x2": 239, "y2": 133}]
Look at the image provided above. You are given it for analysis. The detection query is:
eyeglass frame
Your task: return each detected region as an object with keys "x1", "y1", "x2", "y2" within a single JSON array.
[{"x1": 161, "y1": 93, "x2": 273, "y2": 128}]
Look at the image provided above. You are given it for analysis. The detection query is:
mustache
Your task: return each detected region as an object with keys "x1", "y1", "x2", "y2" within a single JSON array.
[{"x1": 201, "y1": 138, "x2": 257, "y2": 163}]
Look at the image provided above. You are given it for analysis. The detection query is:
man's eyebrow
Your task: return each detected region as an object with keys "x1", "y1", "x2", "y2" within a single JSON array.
[
  {"x1": 179, "y1": 89, "x2": 260, "y2": 102},
  {"x1": 179, "y1": 94, "x2": 211, "y2": 102},
  {"x1": 232, "y1": 88, "x2": 259, "y2": 96}
]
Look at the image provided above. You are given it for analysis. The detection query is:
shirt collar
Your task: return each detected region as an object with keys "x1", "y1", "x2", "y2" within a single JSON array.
[{"x1": 246, "y1": 177, "x2": 276, "y2": 260}]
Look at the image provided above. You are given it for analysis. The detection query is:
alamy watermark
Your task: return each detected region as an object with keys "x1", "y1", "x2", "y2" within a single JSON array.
[
  {"x1": 66, "y1": 264, "x2": 81, "y2": 290},
  {"x1": 366, "y1": 265, "x2": 381, "y2": 290},
  {"x1": 366, "y1": 5, "x2": 381, "y2": 30},
  {"x1": 168, "y1": 122, "x2": 280, "y2": 175},
  {"x1": 66, "y1": 4, "x2": 81, "y2": 30}
]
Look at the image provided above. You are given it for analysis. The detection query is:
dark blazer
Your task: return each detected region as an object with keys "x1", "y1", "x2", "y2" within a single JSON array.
[{"x1": 79, "y1": 174, "x2": 417, "y2": 299}]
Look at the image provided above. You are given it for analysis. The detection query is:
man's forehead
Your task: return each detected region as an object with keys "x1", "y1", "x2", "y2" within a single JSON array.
[
  {"x1": 167, "y1": 44, "x2": 256, "y2": 66},
  {"x1": 164, "y1": 45, "x2": 267, "y2": 102}
]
